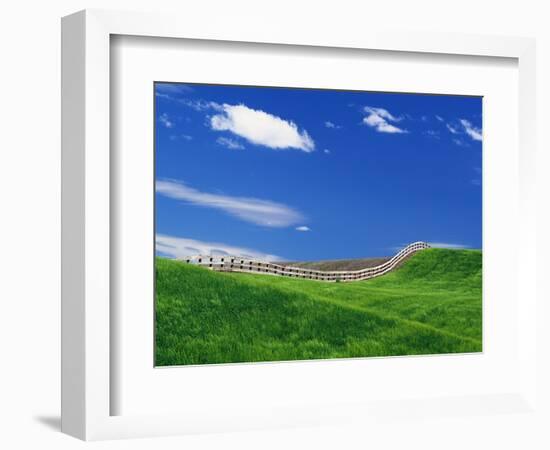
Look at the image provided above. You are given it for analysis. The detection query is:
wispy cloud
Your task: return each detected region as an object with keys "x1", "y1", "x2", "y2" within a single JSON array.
[
  {"x1": 446, "y1": 123, "x2": 459, "y2": 134},
  {"x1": 156, "y1": 179, "x2": 305, "y2": 228},
  {"x1": 460, "y1": 119, "x2": 482, "y2": 142},
  {"x1": 180, "y1": 98, "x2": 222, "y2": 112},
  {"x1": 156, "y1": 234, "x2": 282, "y2": 261},
  {"x1": 156, "y1": 83, "x2": 194, "y2": 96},
  {"x1": 295, "y1": 226, "x2": 311, "y2": 232},
  {"x1": 362, "y1": 106, "x2": 407, "y2": 134},
  {"x1": 424, "y1": 130, "x2": 440, "y2": 139},
  {"x1": 444, "y1": 119, "x2": 482, "y2": 144},
  {"x1": 428, "y1": 242, "x2": 469, "y2": 249},
  {"x1": 452, "y1": 138, "x2": 468, "y2": 147},
  {"x1": 156, "y1": 92, "x2": 173, "y2": 100},
  {"x1": 435, "y1": 115, "x2": 444, "y2": 122},
  {"x1": 324, "y1": 121, "x2": 341, "y2": 129},
  {"x1": 323, "y1": 149, "x2": 331, "y2": 154},
  {"x1": 169, "y1": 133, "x2": 193, "y2": 142},
  {"x1": 216, "y1": 136, "x2": 244, "y2": 150},
  {"x1": 159, "y1": 113, "x2": 174, "y2": 128},
  {"x1": 210, "y1": 104, "x2": 315, "y2": 152}
]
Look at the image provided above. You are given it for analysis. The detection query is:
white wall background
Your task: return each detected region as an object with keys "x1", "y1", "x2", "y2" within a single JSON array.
[{"x1": 0, "y1": 1, "x2": 548, "y2": 449}]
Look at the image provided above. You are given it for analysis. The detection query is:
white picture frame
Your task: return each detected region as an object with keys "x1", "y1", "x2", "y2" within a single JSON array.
[{"x1": 61, "y1": 9, "x2": 538, "y2": 441}]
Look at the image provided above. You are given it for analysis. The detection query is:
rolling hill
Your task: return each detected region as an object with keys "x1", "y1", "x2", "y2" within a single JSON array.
[{"x1": 155, "y1": 248, "x2": 482, "y2": 366}]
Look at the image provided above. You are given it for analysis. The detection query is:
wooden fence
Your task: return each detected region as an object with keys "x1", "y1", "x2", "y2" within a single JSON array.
[{"x1": 179, "y1": 241, "x2": 430, "y2": 283}]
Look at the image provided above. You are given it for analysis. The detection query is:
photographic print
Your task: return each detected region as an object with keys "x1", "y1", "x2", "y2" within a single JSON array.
[{"x1": 154, "y1": 82, "x2": 482, "y2": 367}]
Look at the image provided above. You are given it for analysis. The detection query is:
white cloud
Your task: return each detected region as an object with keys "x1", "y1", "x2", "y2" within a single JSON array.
[
  {"x1": 156, "y1": 179, "x2": 305, "y2": 228},
  {"x1": 460, "y1": 119, "x2": 483, "y2": 142},
  {"x1": 446, "y1": 123, "x2": 459, "y2": 134},
  {"x1": 216, "y1": 136, "x2": 244, "y2": 150},
  {"x1": 295, "y1": 226, "x2": 310, "y2": 232},
  {"x1": 159, "y1": 113, "x2": 174, "y2": 128},
  {"x1": 180, "y1": 98, "x2": 222, "y2": 112},
  {"x1": 156, "y1": 83, "x2": 194, "y2": 97},
  {"x1": 435, "y1": 115, "x2": 444, "y2": 122},
  {"x1": 324, "y1": 121, "x2": 341, "y2": 129},
  {"x1": 323, "y1": 149, "x2": 331, "y2": 154},
  {"x1": 156, "y1": 234, "x2": 282, "y2": 261},
  {"x1": 428, "y1": 242, "x2": 469, "y2": 249},
  {"x1": 210, "y1": 104, "x2": 315, "y2": 152},
  {"x1": 362, "y1": 106, "x2": 407, "y2": 134}
]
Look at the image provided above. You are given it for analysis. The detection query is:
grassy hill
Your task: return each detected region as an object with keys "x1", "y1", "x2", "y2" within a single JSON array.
[{"x1": 155, "y1": 249, "x2": 482, "y2": 366}]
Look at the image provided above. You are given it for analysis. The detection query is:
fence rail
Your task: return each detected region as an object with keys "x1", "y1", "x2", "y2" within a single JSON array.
[{"x1": 179, "y1": 241, "x2": 430, "y2": 283}]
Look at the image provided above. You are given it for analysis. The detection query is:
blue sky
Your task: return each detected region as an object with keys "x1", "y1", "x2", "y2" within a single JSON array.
[{"x1": 155, "y1": 82, "x2": 482, "y2": 261}]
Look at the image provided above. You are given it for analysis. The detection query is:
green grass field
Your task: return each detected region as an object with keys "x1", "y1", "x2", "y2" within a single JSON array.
[{"x1": 155, "y1": 248, "x2": 482, "y2": 366}]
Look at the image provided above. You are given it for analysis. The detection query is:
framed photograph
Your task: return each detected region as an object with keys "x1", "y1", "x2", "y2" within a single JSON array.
[
  {"x1": 62, "y1": 9, "x2": 538, "y2": 441},
  {"x1": 153, "y1": 82, "x2": 482, "y2": 367}
]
